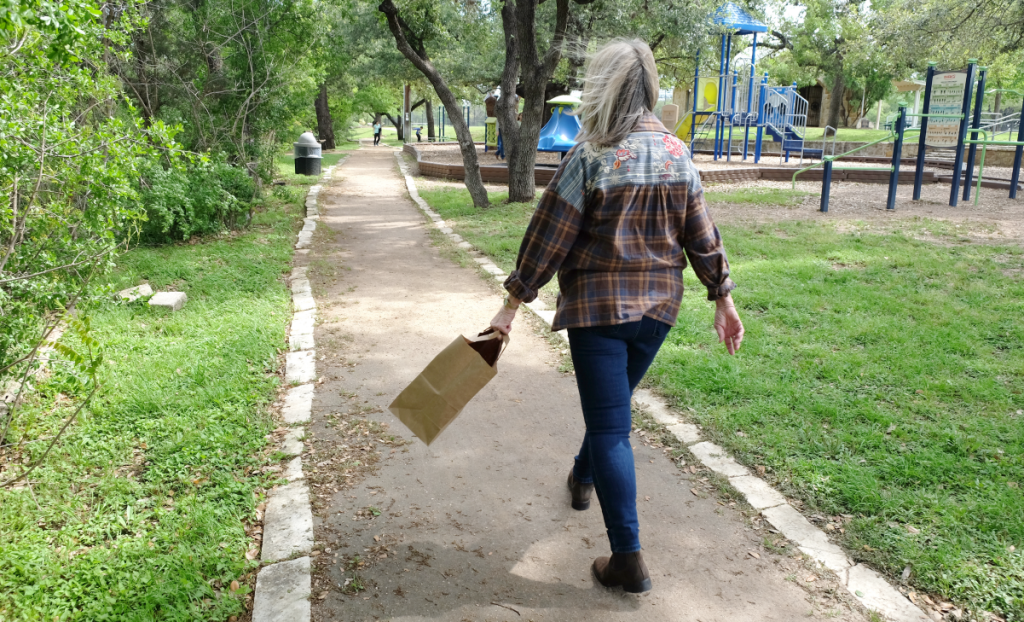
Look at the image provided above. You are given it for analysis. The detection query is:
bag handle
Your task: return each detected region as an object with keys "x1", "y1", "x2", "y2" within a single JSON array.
[{"x1": 470, "y1": 327, "x2": 510, "y2": 363}]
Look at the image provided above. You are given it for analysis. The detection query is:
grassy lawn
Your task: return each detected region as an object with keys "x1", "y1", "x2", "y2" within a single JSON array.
[
  {"x1": 419, "y1": 185, "x2": 1024, "y2": 619},
  {"x1": 801, "y1": 127, "x2": 893, "y2": 142},
  {"x1": 0, "y1": 176, "x2": 311, "y2": 619}
]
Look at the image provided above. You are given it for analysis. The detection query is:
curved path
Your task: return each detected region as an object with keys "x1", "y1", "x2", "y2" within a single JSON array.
[{"x1": 299, "y1": 147, "x2": 868, "y2": 622}]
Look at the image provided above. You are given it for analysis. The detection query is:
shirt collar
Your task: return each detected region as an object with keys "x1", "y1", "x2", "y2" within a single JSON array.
[{"x1": 634, "y1": 113, "x2": 672, "y2": 134}]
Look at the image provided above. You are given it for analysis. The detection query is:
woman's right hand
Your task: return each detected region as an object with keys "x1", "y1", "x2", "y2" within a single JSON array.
[{"x1": 714, "y1": 295, "x2": 744, "y2": 355}]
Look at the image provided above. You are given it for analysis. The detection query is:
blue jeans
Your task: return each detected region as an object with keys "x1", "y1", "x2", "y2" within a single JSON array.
[{"x1": 567, "y1": 316, "x2": 671, "y2": 553}]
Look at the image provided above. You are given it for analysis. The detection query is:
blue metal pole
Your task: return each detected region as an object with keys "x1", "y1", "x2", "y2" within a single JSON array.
[
  {"x1": 820, "y1": 160, "x2": 833, "y2": 212},
  {"x1": 691, "y1": 49, "x2": 701, "y2": 149},
  {"x1": 728, "y1": 71, "x2": 738, "y2": 161},
  {"x1": 715, "y1": 34, "x2": 727, "y2": 160},
  {"x1": 755, "y1": 73, "x2": 767, "y2": 163},
  {"x1": 721, "y1": 35, "x2": 733, "y2": 160},
  {"x1": 744, "y1": 33, "x2": 757, "y2": 160},
  {"x1": 1012, "y1": 96, "x2": 1024, "y2": 199},
  {"x1": 913, "y1": 63, "x2": 936, "y2": 200},
  {"x1": 963, "y1": 67, "x2": 986, "y2": 201},
  {"x1": 887, "y1": 106, "x2": 908, "y2": 210},
  {"x1": 949, "y1": 62, "x2": 977, "y2": 207}
]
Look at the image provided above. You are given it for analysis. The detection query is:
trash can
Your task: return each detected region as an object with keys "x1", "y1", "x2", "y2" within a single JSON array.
[{"x1": 293, "y1": 132, "x2": 322, "y2": 176}]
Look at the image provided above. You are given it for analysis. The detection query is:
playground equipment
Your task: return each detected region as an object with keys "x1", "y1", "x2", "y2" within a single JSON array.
[
  {"x1": 793, "y1": 60, "x2": 1024, "y2": 213},
  {"x1": 678, "y1": 2, "x2": 821, "y2": 163},
  {"x1": 537, "y1": 95, "x2": 582, "y2": 156}
]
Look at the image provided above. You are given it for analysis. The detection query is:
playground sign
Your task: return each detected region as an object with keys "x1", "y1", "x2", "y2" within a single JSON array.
[{"x1": 926, "y1": 71, "x2": 968, "y2": 148}]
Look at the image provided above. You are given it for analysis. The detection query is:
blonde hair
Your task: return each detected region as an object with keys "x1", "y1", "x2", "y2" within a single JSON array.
[{"x1": 575, "y1": 39, "x2": 659, "y2": 147}]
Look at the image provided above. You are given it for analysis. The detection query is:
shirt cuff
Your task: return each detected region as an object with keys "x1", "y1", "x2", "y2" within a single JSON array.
[
  {"x1": 706, "y1": 278, "x2": 736, "y2": 301},
  {"x1": 503, "y1": 271, "x2": 538, "y2": 303}
]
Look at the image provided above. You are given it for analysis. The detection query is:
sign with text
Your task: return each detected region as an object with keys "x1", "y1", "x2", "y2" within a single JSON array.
[{"x1": 926, "y1": 71, "x2": 968, "y2": 148}]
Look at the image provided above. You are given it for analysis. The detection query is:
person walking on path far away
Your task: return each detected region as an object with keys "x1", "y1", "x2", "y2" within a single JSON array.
[
  {"x1": 490, "y1": 39, "x2": 745, "y2": 595},
  {"x1": 373, "y1": 120, "x2": 382, "y2": 146}
]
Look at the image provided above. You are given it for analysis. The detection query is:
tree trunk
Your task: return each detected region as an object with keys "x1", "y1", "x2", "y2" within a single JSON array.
[
  {"x1": 426, "y1": 99, "x2": 435, "y2": 141},
  {"x1": 825, "y1": 70, "x2": 845, "y2": 132},
  {"x1": 498, "y1": 0, "x2": 570, "y2": 204},
  {"x1": 382, "y1": 112, "x2": 405, "y2": 141},
  {"x1": 315, "y1": 82, "x2": 336, "y2": 150},
  {"x1": 379, "y1": 0, "x2": 488, "y2": 207}
]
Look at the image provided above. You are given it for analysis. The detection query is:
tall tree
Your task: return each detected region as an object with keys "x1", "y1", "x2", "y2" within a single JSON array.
[
  {"x1": 378, "y1": 0, "x2": 490, "y2": 207},
  {"x1": 496, "y1": 0, "x2": 571, "y2": 203}
]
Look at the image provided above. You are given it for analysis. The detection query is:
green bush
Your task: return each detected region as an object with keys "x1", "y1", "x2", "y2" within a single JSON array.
[{"x1": 140, "y1": 158, "x2": 256, "y2": 242}]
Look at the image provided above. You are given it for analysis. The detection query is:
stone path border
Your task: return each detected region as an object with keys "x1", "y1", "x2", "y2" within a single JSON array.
[
  {"x1": 252, "y1": 159, "x2": 344, "y2": 622},
  {"x1": 394, "y1": 150, "x2": 931, "y2": 622}
]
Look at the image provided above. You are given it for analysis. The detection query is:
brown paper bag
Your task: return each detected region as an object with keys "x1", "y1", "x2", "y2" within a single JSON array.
[{"x1": 388, "y1": 329, "x2": 509, "y2": 445}]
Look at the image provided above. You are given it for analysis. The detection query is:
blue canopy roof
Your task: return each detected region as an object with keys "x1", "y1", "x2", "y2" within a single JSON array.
[{"x1": 713, "y1": 2, "x2": 768, "y2": 35}]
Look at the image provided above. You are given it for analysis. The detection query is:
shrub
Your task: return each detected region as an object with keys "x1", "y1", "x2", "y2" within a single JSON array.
[{"x1": 139, "y1": 158, "x2": 257, "y2": 242}]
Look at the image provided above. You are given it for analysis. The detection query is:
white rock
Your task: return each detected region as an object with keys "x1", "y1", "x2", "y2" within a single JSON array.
[
  {"x1": 728, "y1": 475, "x2": 787, "y2": 509},
  {"x1": 440, "y1": 227, "x2": 453, "y2": 235},
  {"x1": 253, "y1": 557, "x2": 311, "y2": 622},
  {"x1": 666, "y1": 422, "x2": 701, "y2": 445},
  {"x1": 283, "y1": 457, "x2": 305, "y2": 481},
  {"x1": 148, "y1": 292, "x2": 187, "y2": 312},
  {"x1": 457, "y1": 241, "x2": 473, "y2": 250},
  {"x1": 450, "y1": 234, "x2": 464, "y2": 243},
  {"x1": 290, "y1": 266, "x2": 308, "y2": 280},
  {"x1": 761, "y1": 504, "x2": 852, "y2": 574},
  {"x1": 116, "y1": 283, "x2": 153, "y2": 302},
  {"x1": 285, "y1": 350, "x2": 315, "y2": 384},
  {"x1": 689, "y1": 441, "x2": 749, "y2": 478},
  {"x1": 282, "y1": 384, "x2": 314, "y2": 424},
  {"x1": 261, "y1": 480, "x2": 312, "y2": 562},
  {"x1": 846, "y1": 564, "x2": 932, "y2": 622},
  {"x1": 291, "y1": 278, "x2": 312, "y2": 297},
  {"x1": 632, "y1": 389, "x2": 680, "y2": 426},
  {"x1": 533, "y1": 309, "x2": 556, "y2": 326},
  {"x1": 281, "y1": 428, "x2": 305, "y2": 456},
  {"x1": 293, "y1": 294, "x2": 315, "y2": 313}
]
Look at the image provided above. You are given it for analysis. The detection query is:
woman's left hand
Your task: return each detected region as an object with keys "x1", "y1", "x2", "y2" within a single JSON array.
[{"x1": 490, "y1": 297, "x2": 520, "y2": 335}]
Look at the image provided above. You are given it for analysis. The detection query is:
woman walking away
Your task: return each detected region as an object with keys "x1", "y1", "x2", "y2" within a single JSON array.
[{"x1": 489, "y1": 39, "x2": 744, "y2": 594}]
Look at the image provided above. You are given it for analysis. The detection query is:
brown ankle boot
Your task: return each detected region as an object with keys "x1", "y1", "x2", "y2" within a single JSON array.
[
  {"x1": 592, "y1": 551, "x2": 652, "y2": 593},
  {"x1": 567, "y1": 469, "x2": 593, "y2": 511}
]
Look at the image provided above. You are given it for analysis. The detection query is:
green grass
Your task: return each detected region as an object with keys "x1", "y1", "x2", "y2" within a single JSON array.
[
  {"x1": 704, "y1": 187, "x2": 812, "y2": 207},
  {"x1": 0, "y1": 181, "x2": 311, "y2": 619},
  {"x1": 418, "y1": 186, "x2": 1024, "y2": 619},
  {"x1": 801, "y1": 127, "x2": 893, "y2": 142}
]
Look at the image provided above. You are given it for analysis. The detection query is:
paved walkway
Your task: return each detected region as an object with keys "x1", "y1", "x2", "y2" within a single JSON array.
[{"x1": 301, "y1": 148, "x2": 868, "y2": 622}]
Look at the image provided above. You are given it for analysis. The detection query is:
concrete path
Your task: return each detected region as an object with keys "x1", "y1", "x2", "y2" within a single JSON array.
[{"x1": 300, "y1": 148, "x2": 869, "y2": 622}]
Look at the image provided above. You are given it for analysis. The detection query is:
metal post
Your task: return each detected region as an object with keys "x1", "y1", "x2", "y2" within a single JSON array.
[
  {"x1": 691, "y1": 49, "x2": 701, "y2": 148},
  {"x1": 820, "y1": 160, "x2": 833, "y2": 212},
  {"x1": 949, "y1": 61, "x2": 977, "y2": 207},
  {"x1": 728, "y1": 71, "x2": 738, "y2": 161},
  {"x1": 887, "y1": 106, "x2": 907, "y2": 210},
  {"x1": 963, "y1": 67, "x2": 986, "y2": 201},
  {"x1": 715, "y1": 34, "x2": 727, "y2": 160},
  {"x1": 744, "y1": 33, "x2": 757, "y2": 160},
  {"x1": 1012, "y1": 96, "x2": 1024, "y2": 199},
  {"x1": 913, "y1": 63, "x2": 936, "y2": 200},
  {"x1": 754, "y1": 74, "x2": 767, "y2": 163}
]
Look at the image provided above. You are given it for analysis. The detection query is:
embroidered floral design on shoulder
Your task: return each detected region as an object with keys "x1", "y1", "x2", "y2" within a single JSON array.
[
  {"x1": 662, "y1": 134, "x2": 686, "y2": 157},
  {"x1": 614, "y1": 148, "x2": 637, "y2": 162}
]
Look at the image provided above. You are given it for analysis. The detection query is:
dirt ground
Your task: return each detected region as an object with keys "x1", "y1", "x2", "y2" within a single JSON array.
[{"x1": 298, "y1": 148, "x2": 873, "y2": 622}]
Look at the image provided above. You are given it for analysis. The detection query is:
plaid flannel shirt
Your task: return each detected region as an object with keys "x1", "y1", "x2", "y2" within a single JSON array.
[{"x1": 503, "y1": 114, "x2": 735, "y2": 331}]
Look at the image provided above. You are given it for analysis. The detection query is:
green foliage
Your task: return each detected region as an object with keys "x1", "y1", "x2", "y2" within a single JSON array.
[
  {"x1": 139, "y1": 158, "x2": 256, "y2": 243},
  {"x1": 0, "y1": 187, "x2": 305, "y2": 620},
  {"x1": 1, "y1": 0, "x2": 174, "y2": 480}
]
